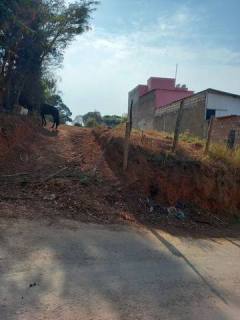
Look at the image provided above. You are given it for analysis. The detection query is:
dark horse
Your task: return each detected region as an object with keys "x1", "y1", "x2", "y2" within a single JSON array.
[{"x1": 40, "y1": 103, "x2": 60, "y2": 129}]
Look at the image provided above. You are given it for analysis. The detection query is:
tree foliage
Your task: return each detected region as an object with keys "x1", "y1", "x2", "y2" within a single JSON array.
[
  {"x1": 82, "y1": 111, "x2": 127, "y2": 128},
  {"x1": 102, "y1": 115, "x2": 122, "y2": 127},
  {"x1": 0, "y1": 0, "x2": 98, "y2": 111},
  {"x1": 82, "y1": 111, "x2": 102, "y2": 127},
  {"x1": 48, "y1": 94, "x2": 72, "y2": 123}
]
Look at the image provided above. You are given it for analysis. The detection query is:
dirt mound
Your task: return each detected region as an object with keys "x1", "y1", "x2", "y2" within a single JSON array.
[{"x1": 0, "y1": 114, "x2": 38, "y2": 171}]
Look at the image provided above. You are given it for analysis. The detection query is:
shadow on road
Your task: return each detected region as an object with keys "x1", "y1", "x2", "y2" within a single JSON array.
[
  {"x1": 149, "y1": 228, "x2": 228, "y2": 304},
  {"x1": 0, "y1": 220, "x2": 239, "y2": 319}
]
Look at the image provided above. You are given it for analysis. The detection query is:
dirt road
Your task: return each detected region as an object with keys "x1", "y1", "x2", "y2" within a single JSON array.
[
  {"x1": 0, "y1": 218, "x2": 239, "y2": 320},
  {"x1": 0, "y1": 125, "x2": 126, "y2": 224}
]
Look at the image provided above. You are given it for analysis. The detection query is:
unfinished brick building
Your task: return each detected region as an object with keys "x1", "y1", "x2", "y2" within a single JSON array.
[
  {"x1": 128, "y1": 77, "x2": 193, "y2": 130},
  {"x1": 211, "y1": 115, "x2": 240, "y2": 147},
  {"x1": 129, "y1": 77, "x2": 240, "y2": 140},
  {"x1": 154, "y1": 89, "x2": 240, "y2": 138}
]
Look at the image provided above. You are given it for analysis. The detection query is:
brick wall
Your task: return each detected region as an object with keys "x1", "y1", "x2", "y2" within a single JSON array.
[
  {"x1": 129, "y1": 77, "x2": 194, "y2": 131},
  {"x1": 131, "y1": 91, "x2": 156, "y2": 130},
  {"x1": 154, "y1": 92, "x2": 208, "y2": 138},
  {"x1": 211, "y1": 116, "x2": 240, "y2": 147}
]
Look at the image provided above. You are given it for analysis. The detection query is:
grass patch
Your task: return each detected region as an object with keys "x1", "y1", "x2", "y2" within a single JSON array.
[
  {"x1": 179, "y1": 132, "x2": 205, "y2": 145},
  {"x1": 208, "y1": 144, "x2": 240, "y2": 168}
]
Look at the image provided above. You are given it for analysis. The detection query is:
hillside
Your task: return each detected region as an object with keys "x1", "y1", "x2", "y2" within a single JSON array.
[{"x1": 0, "y1": 114, "x2": 239, "y2": 236}]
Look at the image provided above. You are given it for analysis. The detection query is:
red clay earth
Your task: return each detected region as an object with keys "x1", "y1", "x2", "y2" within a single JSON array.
[
  {"x1": 0, "y1": 114, "x2": 239, "y2": 237},
  {"x1": 94, "y1": 127, "x2": 240, "y2": 213}
]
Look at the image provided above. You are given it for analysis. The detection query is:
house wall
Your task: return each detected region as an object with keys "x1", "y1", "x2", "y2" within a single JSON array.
[
  {"x1": 131, "y1": 91, "x2": 156, "y2": 130},
  {"x1": 147, "y1": 77, "x2": 175, "y2": 91},
  {"x1": 206, "y1": 92, "x2": 240, "y2": 117},
  {"x1": 211, "y1": 116, "x2": 240, "y2": 147},
  {"x1": 155, "y1": 89, "x2": 193, "y2": 108},
  {"x1": 129, "y1": 77, "x2": 194, "y2": 131},
  {"x1": 154, "y1": 92, "x2": 208, "y2": 138},
  {"x1": 129, "y1": 84, "x2": 240, "y2": 140}
]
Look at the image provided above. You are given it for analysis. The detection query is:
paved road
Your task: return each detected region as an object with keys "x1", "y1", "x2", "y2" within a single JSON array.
[{"x1": 0, "y1": 218, "x2": 239, "y2": 320}]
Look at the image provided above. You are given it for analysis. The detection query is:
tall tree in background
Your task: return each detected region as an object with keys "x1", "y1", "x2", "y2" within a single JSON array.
[
  {"x1": 82, "y1": 111, "x2": 102, "y2": 127},
  {"x1": 102, "y1": 115, "x2": 123, "y2": 127},
  {"x1": 82, "y1": 111, "x2": 127, "y2": 128},
  {"x1": 0, "y1": 0, "x2": 98, "y2": 111}
]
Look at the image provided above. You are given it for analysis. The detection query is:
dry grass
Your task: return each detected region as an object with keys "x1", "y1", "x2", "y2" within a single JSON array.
[
  {"x1": 109, "y1": 126, "x2": 240, "y2": 168},
  {"x1": 179, "y1": 132, "x2": 205, "y2": 146},
  {"x1": 208, "y1": 144, "x2": 240, "y2": 168}
]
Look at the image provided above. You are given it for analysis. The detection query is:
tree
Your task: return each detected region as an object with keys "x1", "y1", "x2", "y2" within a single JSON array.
[
  {"x1": 102, "y1": 115, "x2": 122, "y2": 127},
  {"x1": 0, "y1": 0, "x2": 98, "y2": 110},
  {"x1": 82, "y1": 111, "x2": 102, "y2": 126},
  {"x1": 73, "y1": 115, "x2": 83, "y2": 126},
  {"x1": 74, "y1": 122, "x2": 82, "y2": 127},
  {"x1": 82, "y1": 112, "x2": 128, "y2": 128},
  {"x1": 48, "y1": 94, "x2": 72, "y2": 123},
  {"x1": 85, "y1": 118, "x2": 98, "y2": 128}
]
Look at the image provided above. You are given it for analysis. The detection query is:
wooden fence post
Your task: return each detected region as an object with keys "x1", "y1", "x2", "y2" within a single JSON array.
[
  {"x1": 172, "y1": 99, "x2": 184, "y2": 153},
  {"x1": 226, "y1": 129, "x2": 236, "y2": 150},
  {"x1": 204, "y1": 116, "x2": 214, "y2": 154},
  {"x1": 123, "y1": 101, "x2": 133, "y2": 170}
]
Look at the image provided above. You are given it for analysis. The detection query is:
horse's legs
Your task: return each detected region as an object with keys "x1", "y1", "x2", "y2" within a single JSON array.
[
  {"x1": 52, "y1": 116, "x2": 59, "y2": 130},
  {"x1": 41, "y1": 114, "x2": 46, "y2": 126}
]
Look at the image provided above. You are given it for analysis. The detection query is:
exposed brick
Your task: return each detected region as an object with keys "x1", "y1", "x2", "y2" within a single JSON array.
[{"x1": 211, "y1": 116, "x2": 240, "y2": 147}]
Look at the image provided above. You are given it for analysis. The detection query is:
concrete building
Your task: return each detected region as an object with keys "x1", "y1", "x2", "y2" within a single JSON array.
[
  {"x1": 154, "y1": 89, "x2": 240, "y2": 138},
  {"x1": 128, "y1": 77, "x2": 193, "y2": 130}
]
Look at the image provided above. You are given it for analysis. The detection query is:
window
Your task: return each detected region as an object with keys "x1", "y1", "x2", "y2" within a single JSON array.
[{"x1": 206, "y1": 109, "x2": 216, "y2": 120}]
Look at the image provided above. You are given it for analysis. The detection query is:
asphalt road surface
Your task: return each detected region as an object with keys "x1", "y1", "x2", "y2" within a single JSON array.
[{"x1": 0, "y1": 218, "x2": 239, "y2": 320}]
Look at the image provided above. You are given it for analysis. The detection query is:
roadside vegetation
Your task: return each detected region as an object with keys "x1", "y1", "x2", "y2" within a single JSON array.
[
  {"x1": 208, "y1": 144, "x2": 240, "y2": 168},
  {"x1": 123, "y1": 128, "x2": 240, "y2": 169},
  {"x1": 94, "y1": 125, "x2": 240, "y2": 219},
  {"x1": 0, "y1": 0, "x2": 98, "y2": 120},
  {"x1": 74, "y1": 111, "x2": 127, "y2": 128}
]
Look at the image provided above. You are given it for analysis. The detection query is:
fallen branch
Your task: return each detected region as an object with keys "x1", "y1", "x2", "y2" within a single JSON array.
[
  {"x1": 41, "y1": 167, "x2": 68, "y2": 183},
  {"x1": 0, "y1": 172, "x2": 29, "y2": 178},
  {"x1": 0, "y1": 196, "x2": 35, "y2": 201}
]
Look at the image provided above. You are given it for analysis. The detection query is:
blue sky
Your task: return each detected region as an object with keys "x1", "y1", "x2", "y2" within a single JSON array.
[{"x1": 60, "y1": 0, "x2": 240, "y2": 117}]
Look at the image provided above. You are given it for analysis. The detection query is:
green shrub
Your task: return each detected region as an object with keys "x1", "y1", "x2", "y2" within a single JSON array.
[
  {"x1": 74, "y1": 122, "x2": 82, "y2": 127},
  {"x1": 85, "y1": 118, "x2": 98, "y2": 128}
]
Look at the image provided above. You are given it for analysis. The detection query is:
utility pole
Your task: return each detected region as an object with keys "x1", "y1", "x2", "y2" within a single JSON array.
[
  {"x1": 172, "y1": 99, "x2": 184, "y2": 153},
  {"x1": 123, "y1": 100, "x2": 133, "y2": 171},
  {"x1": 204, "y1": 116, "x2": 215, "y2": 154},
  {"x1": 175, "y1": 64, "x2": 178, "y2": 85}
]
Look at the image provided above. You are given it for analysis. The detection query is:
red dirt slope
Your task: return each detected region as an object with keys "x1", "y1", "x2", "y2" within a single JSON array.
[
  {"x1": 0, "y1": 115, "x2": 239, "y2": 236},
  {"x1": 94, "y1": 126, "x2": 240, "y2": 218}
]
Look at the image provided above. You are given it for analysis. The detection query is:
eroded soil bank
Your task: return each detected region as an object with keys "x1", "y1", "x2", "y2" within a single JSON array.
[{"x1": 94, "y1": 127, "x2": 240, "y2": 220}]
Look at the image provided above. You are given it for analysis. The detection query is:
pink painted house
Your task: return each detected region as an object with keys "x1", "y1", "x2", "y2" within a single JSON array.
[{"x1": 129, "y1": 77, "x2": 194, "y2": 129}]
